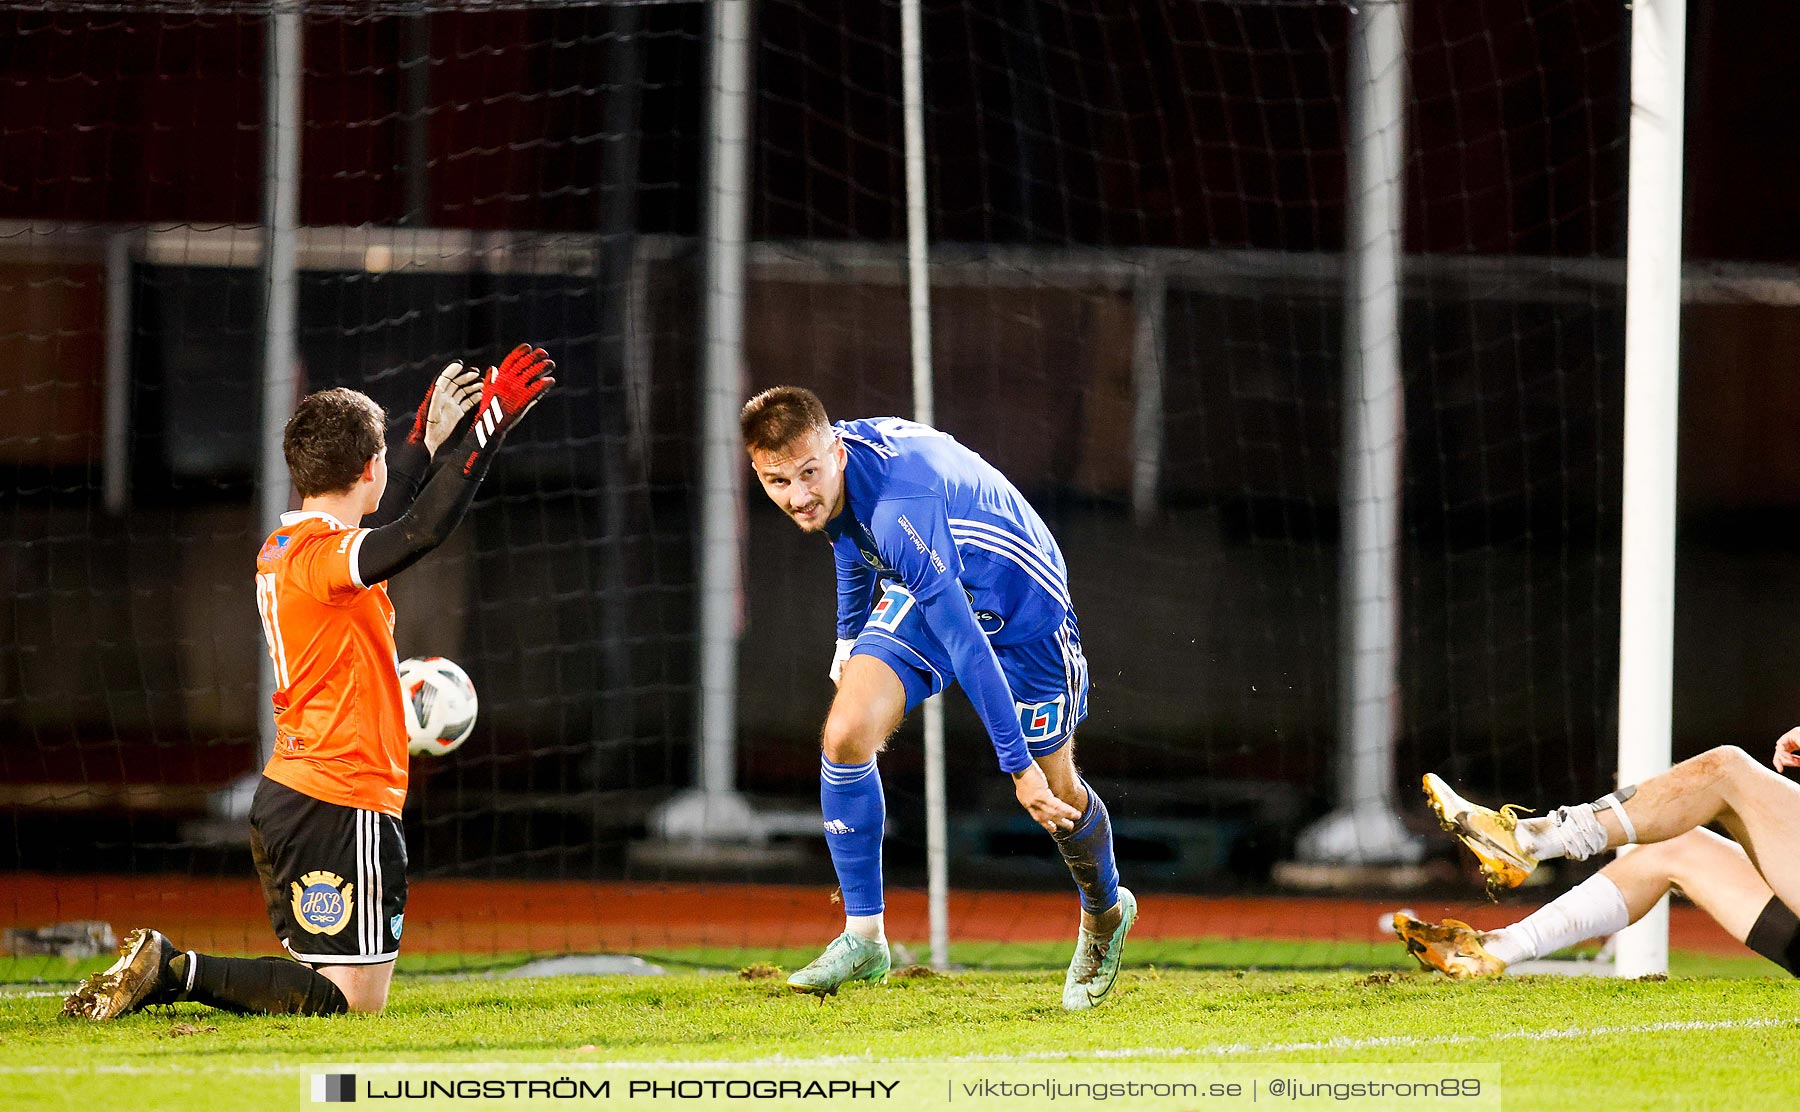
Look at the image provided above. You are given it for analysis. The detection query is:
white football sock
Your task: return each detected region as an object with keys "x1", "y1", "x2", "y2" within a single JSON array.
[
  {"x1": 1484, "y1": 874, "x2": 1630, "y2": 965},
  {"x1": 1517, "y1": 803, "x2": 1610, "y2": 862},
  {"x1": 845, "y1": 914, "x2": 886, "y2": 943},
  {"x1": 1514, "y1": 816, "x2": 1559, "y2": 859},
  {"x1": 1477, "y1": 926, "x2": 1532, "y2": 968}
]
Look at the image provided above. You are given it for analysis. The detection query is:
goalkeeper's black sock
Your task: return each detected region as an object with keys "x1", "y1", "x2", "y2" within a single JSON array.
[{"x1": 167, "y1": 952, "x2": 348, "y2": 1016}]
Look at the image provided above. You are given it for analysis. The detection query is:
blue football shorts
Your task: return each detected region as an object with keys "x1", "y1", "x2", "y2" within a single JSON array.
[{"x1": 849, "y1": 581, "x2": 1089, "y2": 759}]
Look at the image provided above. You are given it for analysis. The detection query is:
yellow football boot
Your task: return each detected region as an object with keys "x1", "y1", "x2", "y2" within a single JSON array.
[
  {"x1": 1422, "y1": 772, "x2": 1538, "y2": 897},
  {"x1": 1393, "y1": 912, "x2": 1508, "y2": 979}
]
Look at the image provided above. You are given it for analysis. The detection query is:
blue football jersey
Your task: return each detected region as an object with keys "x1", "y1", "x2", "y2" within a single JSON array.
[{"x1": 824, "y1": 417, "x2": 1074, "y2": 772}]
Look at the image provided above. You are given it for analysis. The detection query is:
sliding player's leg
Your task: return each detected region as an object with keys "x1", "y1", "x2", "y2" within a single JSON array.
[
  {"x1": 1514, "y1": 747, "x2": 1800, "y2": 913},
  {"x1": 1709, "y1": 812, "x2": 1800, "y2": 974},
  {"x1": 1602, "y1": 828, "x2": 1772, "y2": 941},
  {"x1": 1398, "y1": 827, "x2": 1798, "y2": 977},
  {"x1": 786, "y1": 650, "x2": 911, "y2": 995},
  {"x1": 1425, "y1": 746, "x2": 1800, "y2": 910}
]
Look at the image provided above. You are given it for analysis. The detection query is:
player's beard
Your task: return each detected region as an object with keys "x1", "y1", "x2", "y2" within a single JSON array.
[{"x1": 790, "y1": 500, "x2": 826, "y2": 532}]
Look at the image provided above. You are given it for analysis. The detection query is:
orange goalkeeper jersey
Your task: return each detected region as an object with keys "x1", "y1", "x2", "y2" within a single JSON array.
[{"x1": 254, "y1": 510, "x2": 408, "y2": 817}]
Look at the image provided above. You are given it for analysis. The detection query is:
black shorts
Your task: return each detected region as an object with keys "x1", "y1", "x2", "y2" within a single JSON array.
[
  {"x1": 249, "y1": 776, "x2": 408, "y2": 965},
  {"x1": 1745, "y1": 896, "x2": 1800, "y2": 976}
]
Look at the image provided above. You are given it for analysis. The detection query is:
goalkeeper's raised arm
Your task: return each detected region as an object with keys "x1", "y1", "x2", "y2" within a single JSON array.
[
  {"x1": 368, "y1": 359, "x2": 484, "y2": 527},
  {"x1": 356, "y1": 344, "x2": 555, "y2": 586}
]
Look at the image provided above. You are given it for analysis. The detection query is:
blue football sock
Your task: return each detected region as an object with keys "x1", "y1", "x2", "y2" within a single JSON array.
[
  {"x1": 820, "y1": 755, "x2": 886, "y2": 916},
  {"x1": 1052, "y1": 778, "x2": 1120, "y2": 916}
]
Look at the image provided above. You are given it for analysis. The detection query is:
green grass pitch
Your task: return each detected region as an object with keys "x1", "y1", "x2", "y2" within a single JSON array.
[{"x1": 3, "y1": 941, "x2": 1797, "y2": 1110}]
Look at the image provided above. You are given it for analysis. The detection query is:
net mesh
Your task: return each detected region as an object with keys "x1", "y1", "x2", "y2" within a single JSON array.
[{"x1": 1, "y1": 0, "x2": 1630, "y2": 970}]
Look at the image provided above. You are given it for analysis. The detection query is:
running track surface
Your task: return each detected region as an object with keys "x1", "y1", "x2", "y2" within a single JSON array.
[{"x1": 2, "y1": 874, "x2": 1745, "y2": 958}]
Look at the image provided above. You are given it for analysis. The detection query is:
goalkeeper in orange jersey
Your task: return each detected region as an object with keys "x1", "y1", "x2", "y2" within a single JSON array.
[
  {"x1": 1396, "y1": 734, "x2": 1800, "y2": 979},
  {"x1": 64, "y1": 345, "x2": 554, "y2": 1019}
]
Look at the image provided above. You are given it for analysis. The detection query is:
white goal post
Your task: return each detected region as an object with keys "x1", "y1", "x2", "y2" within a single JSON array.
[{"x1": 1612, "y1": 0, "x2": 1688, "y2": 979}]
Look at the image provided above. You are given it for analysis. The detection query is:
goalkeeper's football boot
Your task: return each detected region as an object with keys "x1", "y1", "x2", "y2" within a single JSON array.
[
  {"x1": 1061, "y1": 887, "x2": 1138, "y2": 1011},
  {"x1": 1422, "y1": 773, "x2": 1538, "y2": 897},
  {"x1": 63, "y1": 928, "x2": 180, "y2": 1020},
  {"x1": 1393, "y1": 912, "x2": 1508, "y2": 979},
  {"x1": 786, "y1": 931, "x2": 891, "y2": 996}
]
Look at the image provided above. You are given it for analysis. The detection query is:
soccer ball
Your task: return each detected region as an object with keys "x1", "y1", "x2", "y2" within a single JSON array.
[{"x1": 398, "y1": 656, "x2": 478, "y2": 757}]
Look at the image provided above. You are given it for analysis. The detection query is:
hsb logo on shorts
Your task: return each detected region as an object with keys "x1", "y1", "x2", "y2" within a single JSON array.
[
  {"x1": 1016, "y1": 696, "x2": 1065, "y2": 741},
  {"x1": 290, "y1": 870, "x2": 355, "y2": 936}
]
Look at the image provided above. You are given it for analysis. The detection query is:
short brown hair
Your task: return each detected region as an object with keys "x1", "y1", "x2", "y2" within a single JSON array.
[
  {"x1": 741, "y1": 386, "x2": 831, "y2": 453},
  {"x1": 283, "y1": 388, "x2": 386, "y2": 497}
]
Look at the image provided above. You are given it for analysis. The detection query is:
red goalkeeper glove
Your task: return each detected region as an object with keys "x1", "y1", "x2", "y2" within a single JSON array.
[
  {"x1": 408, "y1": 361, "x2": 484, "y2": 455},
  {"x1": 461, "y1": 344, "x2": 556, "y2": 475}
]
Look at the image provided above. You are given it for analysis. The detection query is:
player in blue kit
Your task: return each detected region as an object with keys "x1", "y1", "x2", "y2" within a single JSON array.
[{"x1": 741, "y1": 386, "x2": 1136, "y2": 1010}]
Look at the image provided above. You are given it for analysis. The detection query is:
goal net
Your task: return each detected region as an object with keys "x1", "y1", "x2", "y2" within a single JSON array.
[{"x1": 1, "y1": 0, "x2": 1638, "y2": 972}]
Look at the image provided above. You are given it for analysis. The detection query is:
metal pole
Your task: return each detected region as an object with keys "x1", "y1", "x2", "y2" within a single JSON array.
[
  {"x1": 256, "y1": 5, "x2": 303, "y2": 772},
  {"x1": 102, "y1": 233, "x2": 132, "y2": 516},
  {"x1": 672, "y1": 0, "x2": 754, "y2": 838},
  {"x1": 1297, "y1": 0, "x2": 1420, "y2": 866},
  {"x1": 215, "y1": 4, "x2": 303, "y2": 821},
  {"x1": 1130, "y1": 269, "x2": 1165, "y2": 528},
  {"x1": 1613, "y1": 0, "x2": 1687, "y2": 980},
  {"x1": 401, "y1": 11, "x2": 431, "y2": 226},
  {"x1": 593, "y1": 4, "x2": 645, "y2": 786},
  {"x1": 899, "y1": 0, "x2": 947, "y2": 971}
]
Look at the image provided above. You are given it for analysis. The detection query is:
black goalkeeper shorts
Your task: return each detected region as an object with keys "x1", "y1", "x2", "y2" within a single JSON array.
[
  {"x1": 249, "y1": 776, "x2": 408, "y2": 965},
  {"x1": 1745, "y1": 896, "x2": 1800, "y2": 976}
]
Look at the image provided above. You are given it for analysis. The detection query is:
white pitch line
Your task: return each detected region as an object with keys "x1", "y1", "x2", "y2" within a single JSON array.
[{"x1": 0, "y1": 1016, "x2": 1791, "y2": 1075}]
